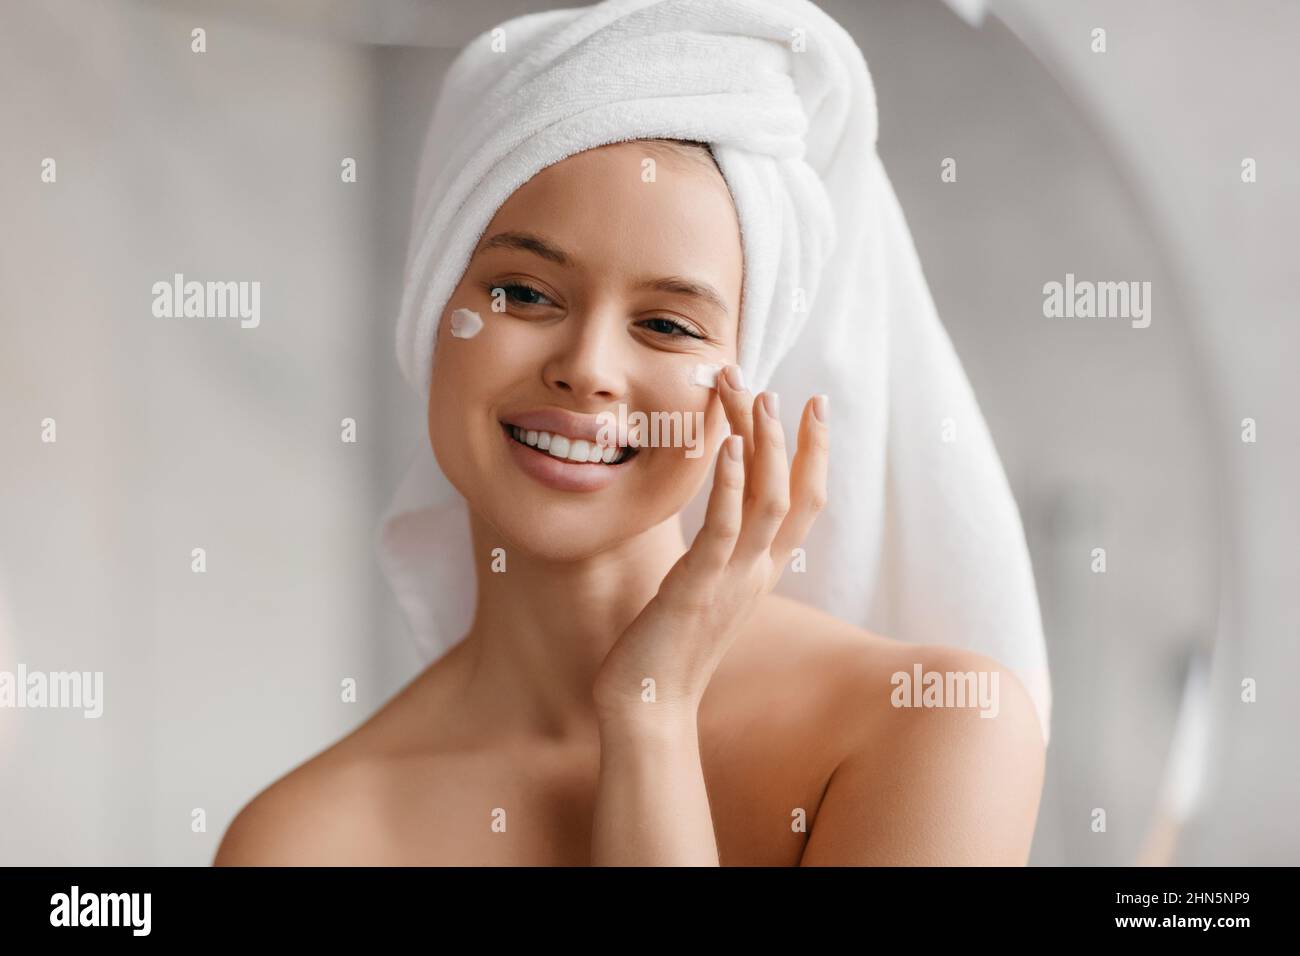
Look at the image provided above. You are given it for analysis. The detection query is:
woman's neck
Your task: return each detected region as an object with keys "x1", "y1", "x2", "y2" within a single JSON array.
[{"x1": 454, "y1": 510, "x2": 688, "y2": 741}]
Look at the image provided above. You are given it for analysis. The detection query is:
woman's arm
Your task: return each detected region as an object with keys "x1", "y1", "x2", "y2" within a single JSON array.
[
  {"x1": 590, "y1": 710, "x2": 718, "y2": 866},
  {"x1": 589, "y1": 366, "x2": 830, "y2": 865}
]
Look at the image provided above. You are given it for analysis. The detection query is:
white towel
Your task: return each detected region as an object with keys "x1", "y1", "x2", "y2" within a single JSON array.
[{"x1": 381, "y1": 0, "x2": 1052, "y2": 744}]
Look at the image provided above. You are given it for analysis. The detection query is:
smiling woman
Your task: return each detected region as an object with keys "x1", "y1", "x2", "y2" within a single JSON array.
[
  {"x1": 212, "y1": 134, "x2": 1044, "y2": 868},
  {"x1": 213, "y1": 0, "x2": 1049, "y2": 867}
]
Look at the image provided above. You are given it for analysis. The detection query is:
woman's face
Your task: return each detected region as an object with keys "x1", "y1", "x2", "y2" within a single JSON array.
[{"x1": 427, "y1": 141, "x2": 744, "y2": 560}]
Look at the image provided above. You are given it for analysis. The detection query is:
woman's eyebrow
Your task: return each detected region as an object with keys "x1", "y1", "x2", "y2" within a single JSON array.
[
  {"x1": 636, "y1": 275, "x2": 730, "y2": 315},
  {"x1": 476, "y1": 230, "x2": 570, "y2": 265}
]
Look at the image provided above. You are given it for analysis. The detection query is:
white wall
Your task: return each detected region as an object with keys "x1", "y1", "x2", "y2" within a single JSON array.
[{"x1": 0, "y1": 0, "x2": 425, "y2": 864}]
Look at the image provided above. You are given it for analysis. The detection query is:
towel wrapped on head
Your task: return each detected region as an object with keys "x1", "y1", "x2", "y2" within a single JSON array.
[{"x1": 381, "y1": 0, "x2": 1053, "y2": 744}]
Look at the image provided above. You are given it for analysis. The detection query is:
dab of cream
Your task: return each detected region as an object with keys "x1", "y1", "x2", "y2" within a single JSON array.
[
  {"x1": 449, "y1": 308, "x2": 483, "y2": 339},
  {"x1": 690, "y1": 363, "x2": 722, "y2": 388}
]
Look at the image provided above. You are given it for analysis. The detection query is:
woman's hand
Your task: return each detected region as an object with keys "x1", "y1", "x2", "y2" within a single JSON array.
[{"x1": 591, "y1": 364, "x2": 830, "y2": 727}]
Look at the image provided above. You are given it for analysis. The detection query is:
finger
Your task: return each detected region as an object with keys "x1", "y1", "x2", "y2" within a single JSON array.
[
  {"x1": 683, "y1": 434, "x2": 745, "y2": 577},
  {"x1": 770, "y1": 394, "x2": 829, "y2": 581},
  {"x1": 733, "y1": 390, "x2": 790, "y2": 562},
  {"x1": 716, "y1": 363, "x2": 755, "y2": 476}
]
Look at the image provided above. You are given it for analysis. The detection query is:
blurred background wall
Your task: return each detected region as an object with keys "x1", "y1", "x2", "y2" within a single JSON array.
[{"x1": 0, "y1": 0, "x2": 1294, "y2": 865}]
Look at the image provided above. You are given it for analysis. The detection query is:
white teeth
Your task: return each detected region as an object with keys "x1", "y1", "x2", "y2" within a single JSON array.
[{"x1": 508, "y1": 425, "x2": 631, "y2": 464}]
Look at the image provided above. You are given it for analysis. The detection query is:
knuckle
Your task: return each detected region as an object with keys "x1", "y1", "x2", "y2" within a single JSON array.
[
  {"x1": 761, "y1": 495, "x2": 790, "y2": 520},
  {"x1": 712, "y1": 519, "x2": 741, "y2": 542},
  {"x1": 665, "y1": 565, "x2": 711, "y2": 602},
  {"x1": 677, "y1": 586, "x2": 717, "y2": 615},
  {"x1": 805, "y1": 487, "x2": 828, "y2": 513},
  {"x1": 662, "y1": 557, "x2": 694, "y2": 588}
]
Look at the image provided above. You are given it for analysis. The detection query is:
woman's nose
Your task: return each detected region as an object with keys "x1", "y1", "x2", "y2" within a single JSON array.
[{"x1": 541, "y1": 311, "x2": 628, "y2": 402}]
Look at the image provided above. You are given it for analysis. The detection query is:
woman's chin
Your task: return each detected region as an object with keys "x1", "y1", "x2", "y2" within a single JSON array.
[
  {"x1": 512, "y1": 523, "x2": 637, "y2": 562},
  {"x1": 476, "y1": 507, "x2": 666, "y2": 564}
]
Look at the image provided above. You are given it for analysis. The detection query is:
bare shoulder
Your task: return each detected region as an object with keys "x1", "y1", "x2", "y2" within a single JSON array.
[
  {"x1": 213, "y1": 650, "x2": 475, "y2": 866},
  {"x1": 211, "y1": 667, "x2": 448, "y2": 867},
  {"x1": 745, "y1": 592, "x2": 1044, "y2": 738},
  {"x1": 212, "y1": 734, "x2": 395, "y2": 866},
  {"x1": 742, "y1": 594, "x2": 1047, "y2": 864}
]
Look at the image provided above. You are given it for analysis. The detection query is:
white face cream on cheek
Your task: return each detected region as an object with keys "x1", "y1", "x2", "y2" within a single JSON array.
[
  {"x1": 689, "y1": 362, "x2": 722, "y2": 388},
  {"x1": 449, "y1": 308, "x2": 484, "y2": 339}
]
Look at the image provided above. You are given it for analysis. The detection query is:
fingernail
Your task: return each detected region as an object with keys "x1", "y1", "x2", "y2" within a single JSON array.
[
  {"x1": 724, "y1": 365, "x2": 745, "y2": 390},
  {"x1": 761, "y1": 391, "x2": 780, "y2": 418},
  {"x1": 812, "y1": 394, "x2": 829, "y2": 423},
  {"x1": 724, "y1": 434, "x2": 743, "y2": 461}
]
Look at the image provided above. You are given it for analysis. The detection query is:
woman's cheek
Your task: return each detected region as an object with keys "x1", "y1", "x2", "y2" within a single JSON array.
[
  {"x1": 427, "y1": 319, "x2": 486, "y2": 471},
  {"x1": 639, "y1": 386, "x2": 723, "y2": 493}
]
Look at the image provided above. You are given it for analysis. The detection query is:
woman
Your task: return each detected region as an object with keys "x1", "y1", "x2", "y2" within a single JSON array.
[{"x1": 215, "y1": 0, "x2": 1048, "y2": 866}]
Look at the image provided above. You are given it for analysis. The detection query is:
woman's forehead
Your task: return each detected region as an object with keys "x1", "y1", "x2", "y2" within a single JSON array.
[{"x1": 479, "y1": 143, "x2": 743, "y2": 301}]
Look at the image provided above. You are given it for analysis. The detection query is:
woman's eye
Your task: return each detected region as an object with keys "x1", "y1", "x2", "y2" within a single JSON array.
[
  {"x1": 498, "y1": 282, "x2": 554, "y2": 307},
  {"x1": 640, "y1": 317, "x2": 704, "y2": 339}
]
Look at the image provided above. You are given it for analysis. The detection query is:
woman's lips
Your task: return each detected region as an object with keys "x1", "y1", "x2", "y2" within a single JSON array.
[{"x1": 501, "y1": 423, "x2": 638, "y2": 492}]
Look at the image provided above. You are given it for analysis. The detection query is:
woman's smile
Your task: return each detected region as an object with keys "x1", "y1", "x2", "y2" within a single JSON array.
[{"x1": 500, "y1": 407, "x2": 642, "y2": 493}]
